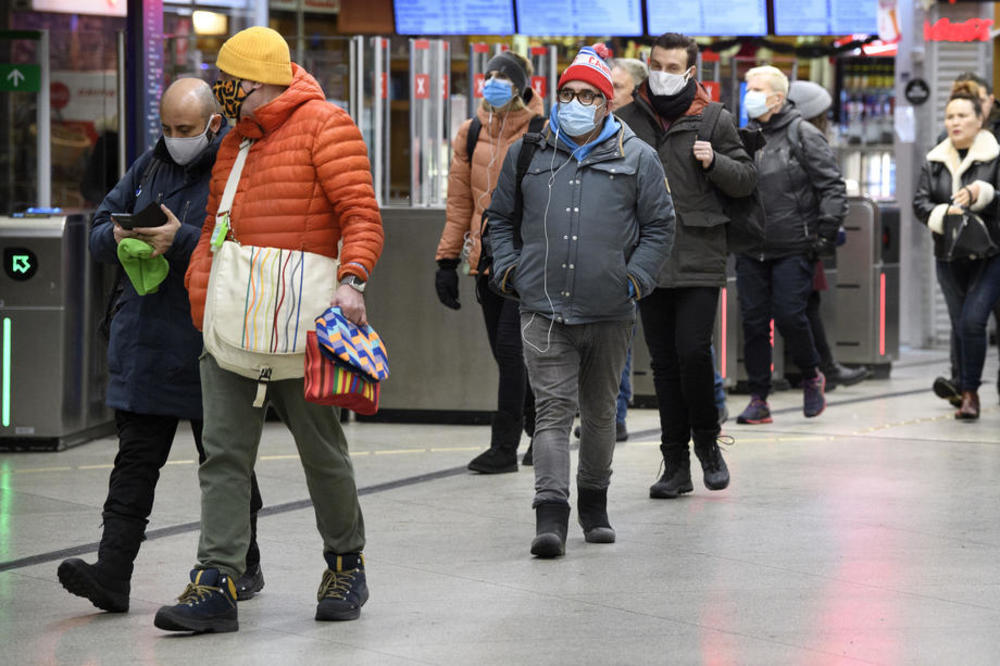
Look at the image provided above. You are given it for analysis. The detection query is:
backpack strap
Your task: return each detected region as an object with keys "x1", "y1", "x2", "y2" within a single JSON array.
[
  {"x1": 697, "y1": 102, "x2": 725, "y2": 143},
  {"x1": 511, "y1": 115, "x2": 548, "y2": 240},
  {"x1": 466, "y1": 117, "x2": 483, "y2": 163},
  {"x1": 786, "y1": 116, "x2": 804, "y2": 164}
]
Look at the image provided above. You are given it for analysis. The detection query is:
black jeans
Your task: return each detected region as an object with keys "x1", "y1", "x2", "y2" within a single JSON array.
[
  {"x1": 639, "y1": 287, "x2": 719, "y2": 445},
  {"x1": 806, "y1": 290, "x2": 834, "y2": 368},
  {"x1": 105, "y1": 410, "x2": 263, "y2": 568},
  {"x1": 736, "y1": 254, "x2": 820, "y2": 399},
  {"x1": 477, "y1": 274, "x2": 536, "y2": 445}
]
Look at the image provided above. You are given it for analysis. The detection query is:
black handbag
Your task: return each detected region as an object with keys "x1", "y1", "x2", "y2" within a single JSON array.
[{"x1": 942, "y1": 210, "x2": 999, "y2": 262}]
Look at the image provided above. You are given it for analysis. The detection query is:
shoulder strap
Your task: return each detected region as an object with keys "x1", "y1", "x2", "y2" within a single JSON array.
[
  {"x1": 786, "y1": 117, "x2": 803, "y2": 163},
  {"x1": 466, "y1": 117, "x2": 482, "y2": 163},
  {"x1": 698, "y1": 102, "x2": 724, "y2": 143},
  {"x1": 512, "y1": 116, "x2": 547, "y2": 233},
  {"x1": 215, "y1": 138, "x2": 253, "y2": 234}
]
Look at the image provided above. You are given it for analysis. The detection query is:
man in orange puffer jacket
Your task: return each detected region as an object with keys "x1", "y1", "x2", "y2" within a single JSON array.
[{"x1": 155, "y1": 26, "x2": 383, "y2": 634}]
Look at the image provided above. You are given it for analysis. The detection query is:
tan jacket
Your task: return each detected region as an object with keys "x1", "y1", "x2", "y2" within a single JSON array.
[{"x1": 436, "y1": 95, "x2": 545, "y2": 274}]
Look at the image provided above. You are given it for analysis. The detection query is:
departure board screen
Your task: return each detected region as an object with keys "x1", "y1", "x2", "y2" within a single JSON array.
[
  {"x1": 774, "y1": 0, "x2": 879, "y2": 35},
  {"x1": 646, "y1": 0, "x2": 767, "y2": 37},
  {"x1": 516, "y1": 0, "x2": 642, "y2": 36},
  {"x1": 394, "y1": 0, "x2": 515, "y2": 35}
]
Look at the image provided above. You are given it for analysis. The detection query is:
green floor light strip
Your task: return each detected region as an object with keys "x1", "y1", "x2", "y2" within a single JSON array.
[{"x1": 2, "y1": 317, "x2": 10, "y2": 427}]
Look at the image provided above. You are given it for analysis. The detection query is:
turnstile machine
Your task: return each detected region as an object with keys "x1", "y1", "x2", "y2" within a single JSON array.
[
  {"x1": 833, "y1": 197, "x2": 900, "y2": 376},
  {"x1": 0, "y1": 214, "x2": 114, "y2": 450}
]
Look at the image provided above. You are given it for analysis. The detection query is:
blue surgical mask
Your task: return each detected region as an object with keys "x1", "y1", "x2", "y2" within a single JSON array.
[
  {"x1": 557, "y1": 99, "x2": 599, "y2": 137},
  {"x1": 744, "y1": 90, "x2": 771, "y2": 119},
  {"x1": 483, "y1": 77, "x2": 514, "y2": 108}
]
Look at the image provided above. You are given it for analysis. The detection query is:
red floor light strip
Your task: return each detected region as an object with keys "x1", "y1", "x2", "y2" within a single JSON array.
[
  {"x1": 720, "y1": 287, "x2": 727, "y2": 379},
  {"x1": 879, "y1": 272, "x2": 886, "y2": 357}
]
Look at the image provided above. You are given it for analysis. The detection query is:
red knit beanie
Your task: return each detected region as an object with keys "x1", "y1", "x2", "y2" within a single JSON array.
[{"x1": 557, "y1": 43, "x2": 614, "y2": 102}]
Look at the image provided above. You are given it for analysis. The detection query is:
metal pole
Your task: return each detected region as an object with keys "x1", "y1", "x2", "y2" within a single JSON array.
[
  {"x1": 372, "y1": 37, "x2": 385, "y2": 206},
  {"x1": 296, "y1": 0, "x2": 305, "y2": 65},
  {"x1": 409, "y1": 39, "x2": 418, "y2": 206},
  {"x1": 116, "y1": 31, "x2": 126, "y2": 180},
  {"x1": 37, "y1": 29, "x2": 50, "y2": 208},
  {"x1": 253, "y1": 0, "x2": 268, "y2": 28}
]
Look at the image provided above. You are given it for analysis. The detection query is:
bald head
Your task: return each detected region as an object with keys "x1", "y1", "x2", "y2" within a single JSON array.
[{"x1": 160, "y1": 78, "x2": 222, "y2": 139}]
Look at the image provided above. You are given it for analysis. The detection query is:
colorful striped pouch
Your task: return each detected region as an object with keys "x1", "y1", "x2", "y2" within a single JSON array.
[{"x1": 304, "y1": 331, "x2": 380, "y2": 415}]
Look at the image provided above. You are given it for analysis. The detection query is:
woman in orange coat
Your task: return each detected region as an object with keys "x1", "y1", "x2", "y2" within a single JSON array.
[{"x1": 435, "y1": 52, "x2": 544, "y2": 473}]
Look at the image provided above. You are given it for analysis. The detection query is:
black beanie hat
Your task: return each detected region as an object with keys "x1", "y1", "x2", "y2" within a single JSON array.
[{"x1": 485, "y1": 52, "x2": 529, "y2": 98}]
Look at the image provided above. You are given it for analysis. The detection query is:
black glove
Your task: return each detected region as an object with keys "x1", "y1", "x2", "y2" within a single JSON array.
[
  {"x1": 435, "y1": 258, "x2": 461, "y2": 310},
  {"x1": 812, "y1": 236, "x2": 836, "y2": 258}
]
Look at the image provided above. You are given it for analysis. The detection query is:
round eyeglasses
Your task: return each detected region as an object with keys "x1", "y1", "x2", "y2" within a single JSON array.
[{"x1": 557, "y1": 88, "x2": 604, "y2": 106}]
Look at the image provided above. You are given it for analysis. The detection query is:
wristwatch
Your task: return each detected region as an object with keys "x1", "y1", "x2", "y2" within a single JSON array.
[{"x1": 339, "y1": 275, "x2": 366, "y2": 293}]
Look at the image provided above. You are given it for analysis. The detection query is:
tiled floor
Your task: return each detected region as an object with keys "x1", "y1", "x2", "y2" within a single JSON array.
[{"x1": 2, "y1": 348, "x2": 999, "y2": 665}]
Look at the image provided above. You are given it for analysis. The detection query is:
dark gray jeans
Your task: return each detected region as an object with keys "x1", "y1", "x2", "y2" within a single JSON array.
[{"x1": 521, "y1": 313, "x2": 632, "y2": 506}]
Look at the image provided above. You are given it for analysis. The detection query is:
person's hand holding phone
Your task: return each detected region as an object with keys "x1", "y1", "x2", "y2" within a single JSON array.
[
  {"x1": 134, "y1": 204, "x2": 182, "y2": 257},
  {"x1": 113, "y1": 222, "x2": 137, "y2": 245}
]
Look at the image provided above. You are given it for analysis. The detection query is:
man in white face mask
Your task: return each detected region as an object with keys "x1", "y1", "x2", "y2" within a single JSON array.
[
  {"x1": 734, "y1": 65, "x2": 847, "y2": 426},
  {"x1": 616, "y1": 32, "x2": 757, "y2": 500},
  {"x1": 58, "y1": 76, "x2": 268, "y2": 614}
]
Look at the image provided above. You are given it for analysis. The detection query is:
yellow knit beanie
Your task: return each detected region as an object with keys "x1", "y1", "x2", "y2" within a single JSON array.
[{"x1": 216, "y1": 26, "x2": 292, "y2": 86}]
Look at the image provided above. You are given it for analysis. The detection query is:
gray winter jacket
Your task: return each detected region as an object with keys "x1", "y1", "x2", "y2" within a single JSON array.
[
  {"x1": 748, "y1": 103, "x2": 847, "y2": 259},
  {"x1": 487, "y1": 121, "x2": 675, "y2": 325}
]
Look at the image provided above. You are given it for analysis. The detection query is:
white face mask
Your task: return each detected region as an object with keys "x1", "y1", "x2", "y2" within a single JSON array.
[
  {"x1": 744, "y1": 90, "x2": 772, "y2": 120},
  {"x1": 164, "y1": 118, "x2": 214, "y2": 166},
  {"x1": 648, "y1": 70, "x2": 690, "y2": 97}
]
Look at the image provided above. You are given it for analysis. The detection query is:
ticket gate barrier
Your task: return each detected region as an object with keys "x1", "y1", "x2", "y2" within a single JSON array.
[
  {"x1": 833, "y1": 197, "x2": 900, "y2": 376},
  {"x1": 0, "y1": 214, "x2": 114, "y2": 450}
]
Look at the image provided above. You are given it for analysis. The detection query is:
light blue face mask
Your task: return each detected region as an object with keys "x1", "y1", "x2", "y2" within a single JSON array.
[
  {"x1": 744, "y1": 90, "x2": 771, "y2": 119},
  {"x1": 483, "y1": 77, "x2": 514, "y2": 108},
  {"x1": 557, "y1": 99, "x2": 599, "y2": 137}
]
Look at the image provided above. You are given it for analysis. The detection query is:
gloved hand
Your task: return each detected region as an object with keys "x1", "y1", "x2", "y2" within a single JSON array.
[
  {"x1": 812, "y1": 236, "x2": 836, "y2": 258},
  {"x1": 435, "y1": 258, "x2": 461, "y2": 309}
]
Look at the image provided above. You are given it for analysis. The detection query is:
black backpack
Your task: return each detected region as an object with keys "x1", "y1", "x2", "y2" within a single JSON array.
[
  {"x1": 698, "y1": 102, "x2": 767, "y2": 256},
  {"x1": 475, "y1": 115, "x2": 547, "y2": 299}
]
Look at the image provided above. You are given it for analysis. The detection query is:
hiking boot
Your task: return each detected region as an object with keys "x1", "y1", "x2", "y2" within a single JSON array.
[
  {"x1": 933, "y1": 376, "x2": 963, "y2": 407},
  {"x1": 316, "y1": 553, "x2": 369, "y2": 621},
  {"x1": 693, "y1": 430, "x2": 731, "y2": 491},
  {"x1": 803, "y1": 370, "x2": 826, "y2": 418},
  {"x1": 822, "y1": 361, "x2": 868, "y2": 389},
  {"x1": 153, "y1": 568, "x2": 238, "y2": 633},
  {"x1": 577, "y1": 487, "x2": 615, "y2": 543},
  {"x1": 736, "y1": 395, "x2": 772, "y2": 424},
  {"x1": 955, "y1": 390, "x2": 980, "y2": 421},
  {"x1": 615, "y1": 421, "x2": 628, "y2": 442},
  {"x1": 57, "y1": 559, "x2": 130, "y2": 613},
  {"x1": 649, "y1": 450, "x2": 693, "y2": 499},
  {"x1": 521, "y1": 441, "x2": 533, "y2": 466},
  {"x1": 235, "y1": 563, "x2": 265, "y2": 601},
  {"x1": 530, "y1": 501, "x2": 570, "y2": 558},
  {"x1": 467, "y1": 447, "x2": 518, "y2": 474}
]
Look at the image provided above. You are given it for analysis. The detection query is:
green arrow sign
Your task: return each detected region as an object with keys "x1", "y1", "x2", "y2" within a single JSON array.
[{"x1": 0, "y1": 64, "x2": 40, "y2": 92}]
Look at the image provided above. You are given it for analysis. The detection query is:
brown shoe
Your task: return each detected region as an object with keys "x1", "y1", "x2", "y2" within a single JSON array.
[{"x1": 955, "y1": 390, "x2": 980, "y2": 420}]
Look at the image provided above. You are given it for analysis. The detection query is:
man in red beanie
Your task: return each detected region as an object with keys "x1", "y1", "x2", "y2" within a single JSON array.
[
  {"x1": 487, "y1": 44, "x2": 675, "y2": 558},
  {"x1": 153, "y1": 25, "x2": 383, "y2": 633}
]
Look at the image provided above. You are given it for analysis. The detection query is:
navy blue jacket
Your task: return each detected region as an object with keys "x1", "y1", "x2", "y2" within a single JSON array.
[{"x1": 89, "y1": 129, "x2": 227, "y2": 420}]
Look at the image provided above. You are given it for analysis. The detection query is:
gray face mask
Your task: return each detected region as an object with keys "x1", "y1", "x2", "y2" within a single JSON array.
[{"x1": 164, "y1": 117, "x2": 214, "y2": 166}]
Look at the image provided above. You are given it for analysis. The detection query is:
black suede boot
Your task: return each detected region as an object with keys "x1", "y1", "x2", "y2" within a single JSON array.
[
  {"x1": 236, "y1": 512, "x2": 265, "y2": 601},
  {"x1": 649, "y1": 443, "x2": 693, "y2": 499},
  {"x1": 58, "y1": 514, "x2": 144, "y2": 612},
  {"x1": 577, "y1": 487, "x2": 615, "y2": 543},
  {"x1": 468, "y1": 412, "x2": 520, "y2": 474},
  {"x1": 530, "y1": 501, "x2": 570, "y2": 558},
  {"x1": 692, "y1": 429, "x2": 730, "y2": 491}
]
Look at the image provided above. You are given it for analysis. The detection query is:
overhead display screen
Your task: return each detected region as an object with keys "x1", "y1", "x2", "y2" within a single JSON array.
[
  {"x1": 394, "y1": 0, "x2": 516, "y2": 35},
  {"x1": 774, "y1": 0, "x2": 879, "y2": 35},
  {"x1": 517, "y1": 0, "x2": 643, "y2": 36},
  {"x1": 646, "y1": 0, "x2": 767, "y2": 37}
]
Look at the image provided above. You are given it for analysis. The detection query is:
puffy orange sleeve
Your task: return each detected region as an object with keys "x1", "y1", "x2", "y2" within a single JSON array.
[
  {"x1": 314, "y1": 106, "x2": 384, "y2": 281},
  {"x1": 184, "y1": 143, "x2": 233, "y2": 330},
  {"x1": 437, "y1": 119, "x2": 474, "y2": 262}
]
